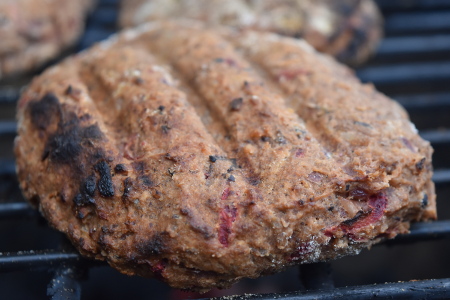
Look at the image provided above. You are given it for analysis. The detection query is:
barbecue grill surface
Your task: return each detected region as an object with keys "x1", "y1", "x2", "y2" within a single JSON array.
[{"x1": 1, "y1": 0, "x2": 450, "y2": 299}]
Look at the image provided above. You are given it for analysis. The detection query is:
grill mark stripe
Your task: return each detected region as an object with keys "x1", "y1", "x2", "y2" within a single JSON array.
[
  {"x1": 78, "y1": 45, "x2": 255, "y2": 245},
  {"x1": 142, "y1": 23, "x2": 341, "y2": 205},
  {"x1": 231, "y1": 31, "x2": 436, "y2": 216},
  {"x1": 232, "y1": 32, "x2": 412, "y2": 160}
]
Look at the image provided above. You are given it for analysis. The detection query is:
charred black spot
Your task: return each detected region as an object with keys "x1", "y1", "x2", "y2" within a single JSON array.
[
  {"x1": 95, "y1": 161, "x2": 114, "y2": 197},
  {"x1": 46, "y1": 129, "x2": 83, "y2": 163},
  {"x1": 134, "y1": 77, "x2": 144, "y2": 85},
  {"x1": 137, "y1": 232, "x2": 168, "y2": 256},
  {"x1": 65, "y1": 85, "x2": 73, "y2": 95},
  {"x1": 354, "y1": 121, "x2": 372, "y2": 128},
  {"x1": 161, "y1": 125, "x2": 171, "y2": 134},
  {"x1": 209, "y1": 155, "x2": 217, "y2": 162},
  {"x1": 44, "y1": 117, "x2": 103, "y2": 165},
  {"x1": 73, "y1": 190, "x2": 95, "y2": 207},
  {"x1": 422, "y1": 194, "x2": 429, "y2": 208},
  {"x1": 342, "y1": 211, "x2": 366, "y2": 227},
  {"x1": 275, "y1": 131, "x2": 287, "y2": 144},
  {"x1": 229, "y1": 158, "x2": 238, "y2": 168},
  {"x1": 416, "y1": 158, "x2": 426, "y2": 171},
  {"x1": 28, "y1": 93, "x2": 61, "y2": 130},
  {"x1": 138, "y1": 175, "x2": 154, "y2": 187},
  {"x1": 228, "y1": 175, "x2": 236, "y2": 182},
  {"x1": 65, "y1": 85, "x2": 82, "y2": 97},
  {"x1": 191, "y1": 224, "x2": 215, "y2": 239},
  {"x1": 72, "y1": 175, "x2": 97, "y2": 212},
  {"x1": 82, "y1": 124, "x2": 103, "y2": 140},
  {"x1": 158, "y1": 105, "x2": 165, "y2": 113},
  {"x1": 114, "y1": 164, "x2": 128, "y2": 174},
  {"x1": 73, "y1": 193, "x2": 84, "y2": 206},
  {"x1": 132, "y1": 161, "x2": 146, "y2": 173},
  {"x1": 328, "y1": 206, "x2": 335, "y2": 212},
  {"x1": 77, "y1": 211, "x2": 85, "y2": 219},
  {"x1": 230, "y1": 98, "x2": 243, "y2": 111},
  {"x1": 29, "y1": 195, "x2": 40, "y2": 207},
  {"x1": 122, "y1": 177, "x2": 133, "y2": 200},
  {"x1": 247, "y1": 176, "x2": 261, "y2": 186},
  {"x1": 260, "y1": 136, "x2": 270, "y2": 142},
  {"x1": 84, "y1": 175, "x2": 96, "y2": 196}
]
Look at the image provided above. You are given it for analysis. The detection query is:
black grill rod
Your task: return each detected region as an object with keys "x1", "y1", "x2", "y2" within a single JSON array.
[
  {"x1": 395, "y1": 92, "x2": 450, "y2": 109},
  {"x1": 0, "y1": 202, "x2": 37, "y2": 219},
  {"x1": 0, "y1": 121, "x2": 16, "y2": 136},
  {"x1": 0, "y1": 88, "x2": 19, "y2": 104},
  {"x1": 376, "y1": 0, "x2": 450, "y2": 11},
  {"x1": 357, "y1": 61, "x2": 450, "y2": 85},
  {"x1": 0, "y1": 159, "x2": 15, "y2": 176},
  {"x1": 384, "y1": 220, "x2": 450, "y2": 245},
  {"x1": 0, "y1": 251, "x2": 82, "y2": 273},
  {"x1": 420, "y1": 130, "x2": 450, "y2": 144},
  {"x1": 375, "y1": 34, "x2": 450, "y2": 57},
  {"x1": 432, "y1": 169, "x2": 450, "y2": 184},
  {"x1": 204, "y1": 278, "x2": 450, "y2": 300},
  {"x1": 383, "y1": 11, "x2": 450, "y2": 35}
]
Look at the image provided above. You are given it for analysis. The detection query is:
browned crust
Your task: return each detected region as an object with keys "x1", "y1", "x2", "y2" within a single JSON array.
[
  {"x1": 119, "y1": 0, "x2": 383, "y2": 65},
  {"x1": 0, "y1": 0, "x2": 94, "y2": 79},
  {"x1": 15, "y1": 21, "x2": 435, "y2": 292}
]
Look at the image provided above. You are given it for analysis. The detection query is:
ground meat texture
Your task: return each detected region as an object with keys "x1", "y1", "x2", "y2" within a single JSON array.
[
  {"x1": 0, "y1": 0, "x2": 94, "y2": 79},
  {"x1": 119, "y1": 0, "x2": 382, "y2": 65},
  {"x1": 14, "y1": 21, "x2": 436, "y2": 292}
]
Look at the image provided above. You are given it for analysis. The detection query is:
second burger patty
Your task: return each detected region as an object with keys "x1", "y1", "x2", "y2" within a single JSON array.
[
  {"x1": 15, "y1": 21, "x2": 435, "y2": 291},
  {"x1": 119, "y1": 0, "x2": 383, "y2": 65}
]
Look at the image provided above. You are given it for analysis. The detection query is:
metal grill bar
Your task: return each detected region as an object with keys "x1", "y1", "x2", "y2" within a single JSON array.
[
  {"x1": 420, "y1": 130, "x2": 450, "y2": 144},
  {"x1": 0, "y1": 251, "x2": 81, "y2": 273},
  {"x1": 396, "y1": 92, "x2": 450, "y2": 108},
  {"x1": 0, "y1": 160, "x2": 16, "y2": 176},
  {"x1": 0, "y1": 121, "x2": 16, "y2": 136},
  {"x1": 0, "y1": 89, "x2": 19, "y2": 104},
  {"x1": 384, "y1": 12, "x2": 450, "y2": 34},
  {"x1": 390, "y1": 220, "x2": 450, "y2": 243},
  {"x1": 430, "y1": 169, "x2": 450, "y2": 184},
  {"x1": 357, "y1": 61, "x2": 450, "y2": 84},
  {"x1": 205, "y1": 278, "x2": 450, "y2": 300},
  {"x1": 377, "y1": 35, "x2": 450, "y2": 57},
  {"x1": 376, "y1": 0, "x2": 450, "y2": 11},
  {"x1": 0, "y1": 202, "x2": 36, "y2": 218}
]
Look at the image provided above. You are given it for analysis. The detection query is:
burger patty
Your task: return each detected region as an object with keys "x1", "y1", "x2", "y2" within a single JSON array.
[
  {"x1": 14, "y1": 21, "x2": 435, "y2": 292},
  {"x1": 0, "y1": 0, "x2": 94, "y2": 79},
  {"x1": 120, "y1": 0, "x2": 383, "y2": 65}
]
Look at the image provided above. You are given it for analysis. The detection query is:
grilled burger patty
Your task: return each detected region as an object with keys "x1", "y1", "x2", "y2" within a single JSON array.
[
  {"x1": 120, "y1": 0, "x2": 382, "y2": 65},
  {"x1": 15, "y1": 21, "x2": 435, "y2": 291},
  {"x1": 0, "y1": 0, "x2": 94, "y2": 79}
]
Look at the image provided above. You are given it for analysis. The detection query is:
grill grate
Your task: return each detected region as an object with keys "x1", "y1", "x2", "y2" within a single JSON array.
[{"x1": 1, "y1": 0, "x2": 450, "y2": 299}]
